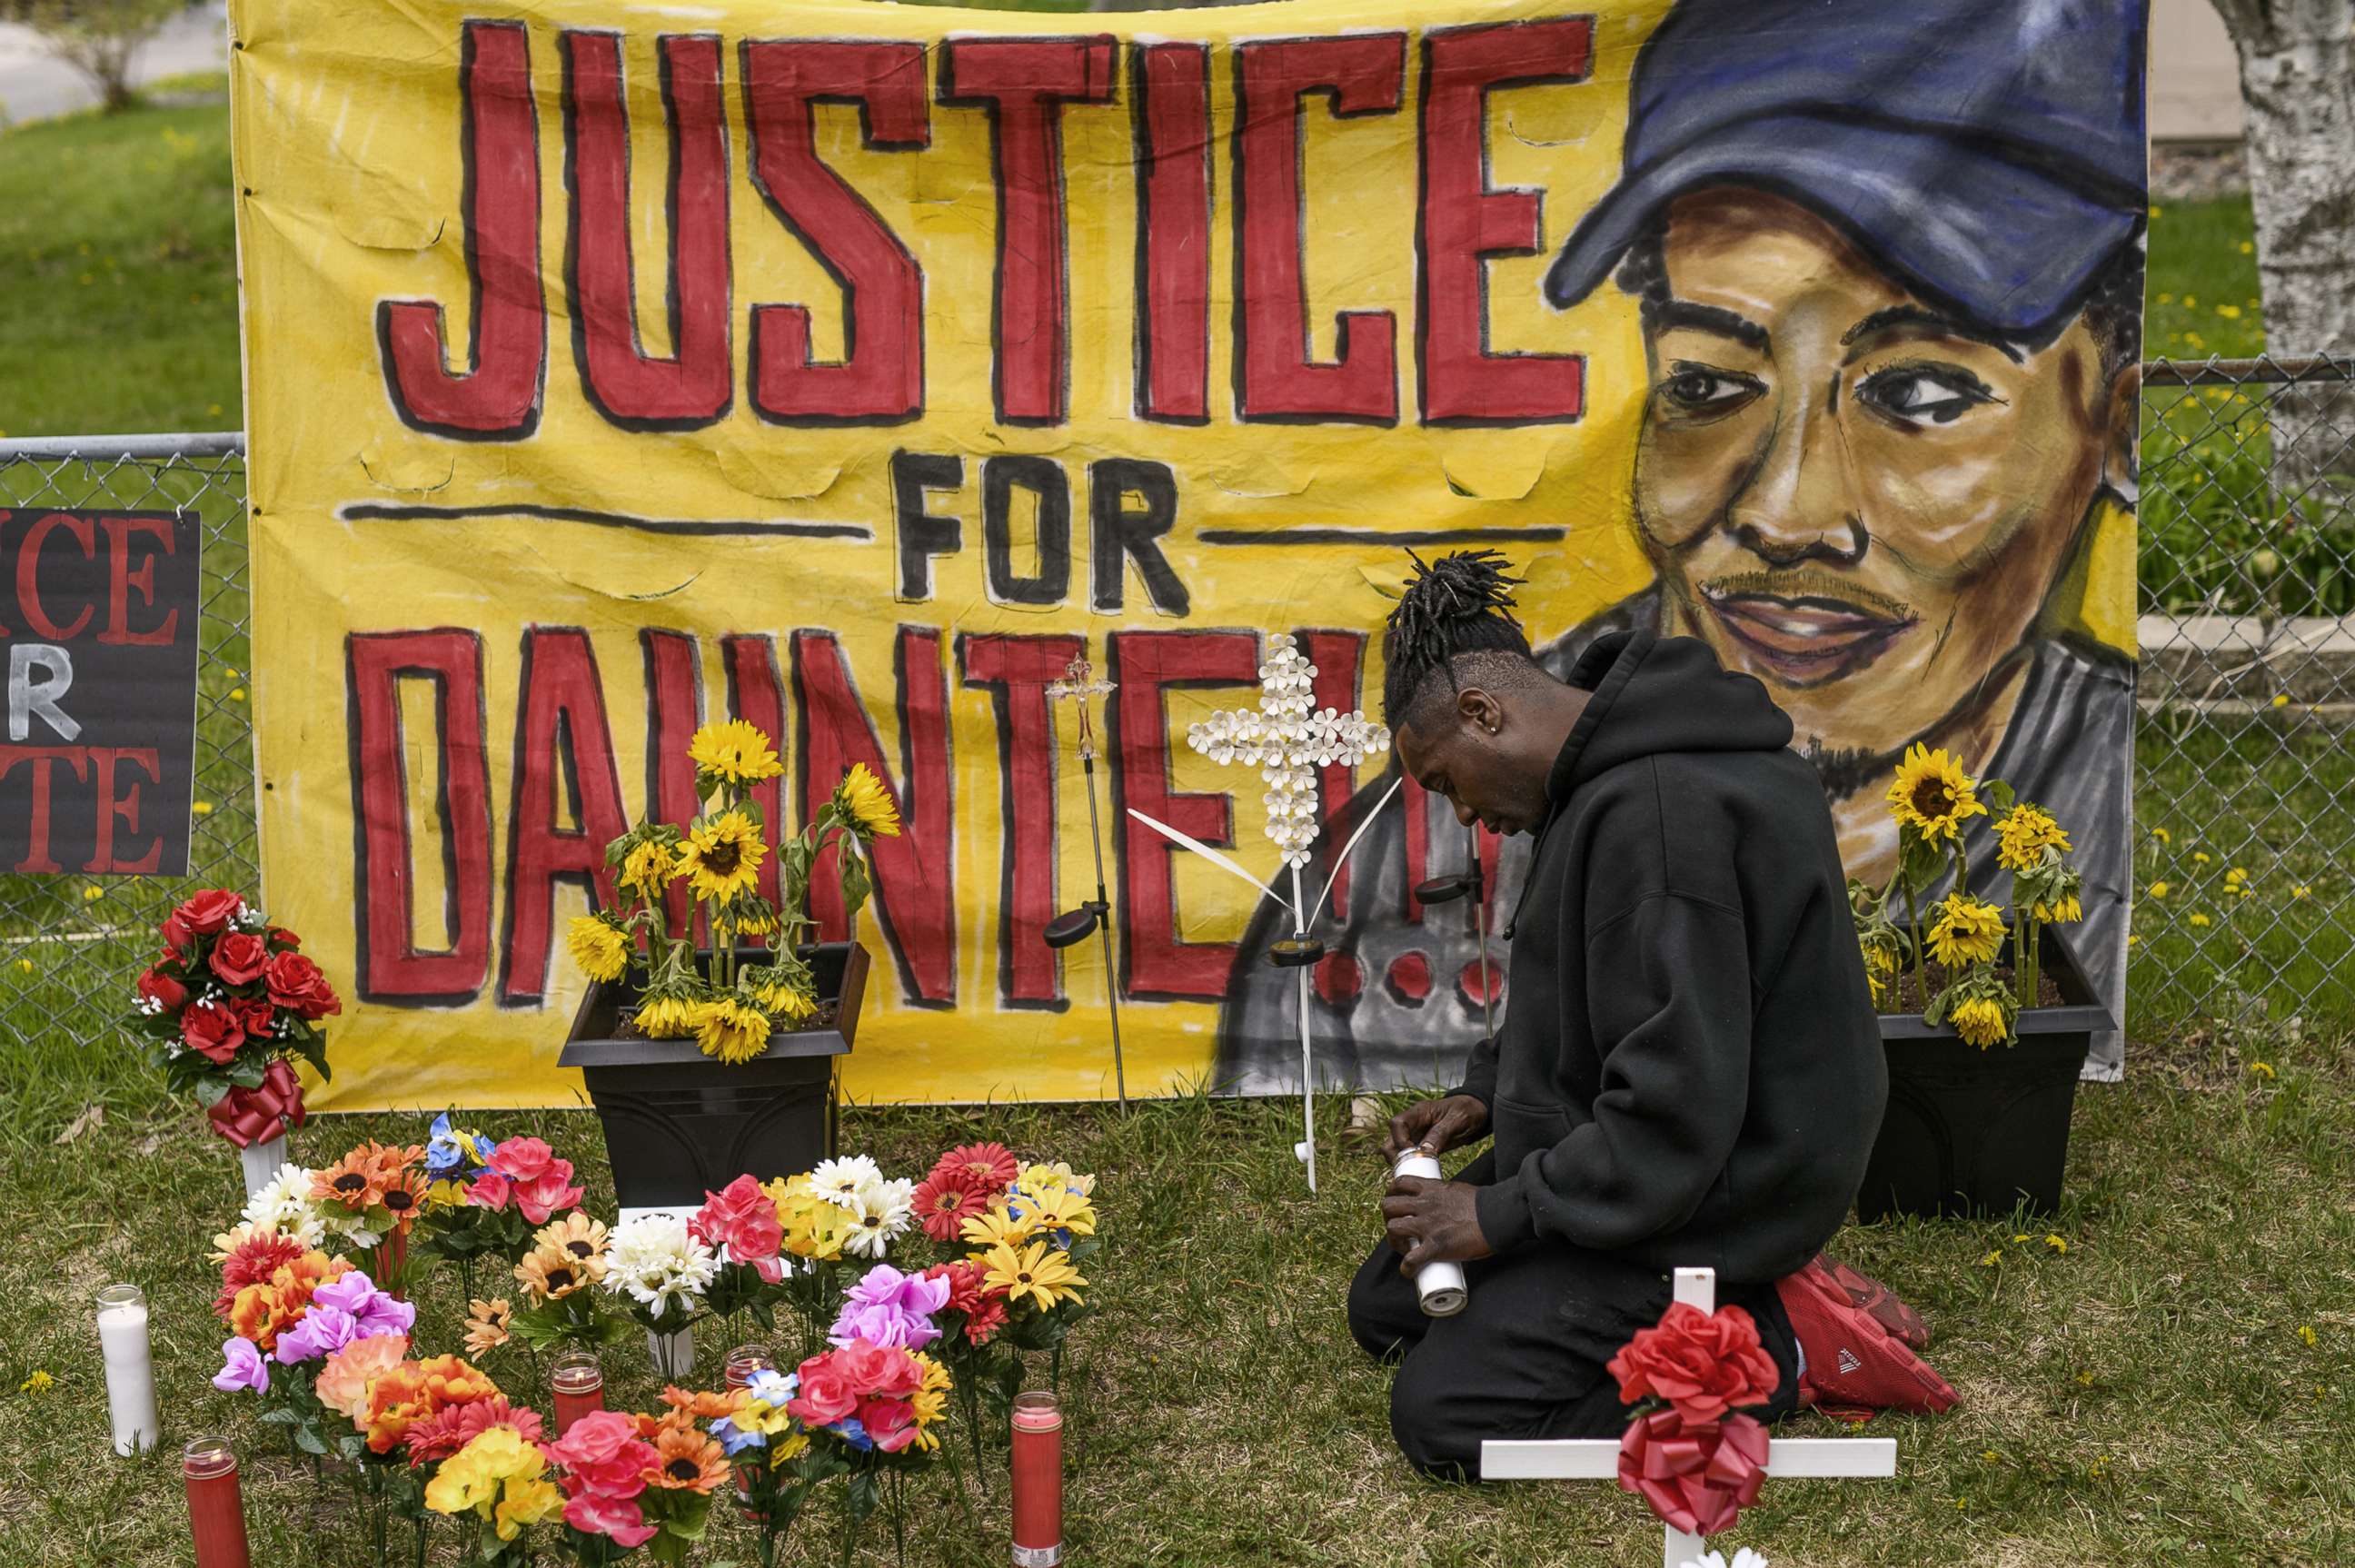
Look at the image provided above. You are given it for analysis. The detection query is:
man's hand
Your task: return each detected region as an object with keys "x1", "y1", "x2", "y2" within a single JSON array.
[
  {"x1": 1382, "y1": 1094, "x2": 1489, "y2": 1162},
  {"x1": 1381, "y1": 1176, "x2": 1495, "y2": 1273}
]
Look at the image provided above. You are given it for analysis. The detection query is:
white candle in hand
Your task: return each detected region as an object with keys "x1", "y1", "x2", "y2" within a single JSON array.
[{"x1": 96, "y1": 1284, "x2": 161, "y2": 1455}]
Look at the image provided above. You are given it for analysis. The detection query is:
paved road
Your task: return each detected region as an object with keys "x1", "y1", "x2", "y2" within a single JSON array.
[{"x1": 0, "y1": 1, "x2": 225, "y2": 126}]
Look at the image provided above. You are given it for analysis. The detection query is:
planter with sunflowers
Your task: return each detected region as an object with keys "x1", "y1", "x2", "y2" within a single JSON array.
[
  {"x1": 1849, "y1": 747, "x2": 2113, "y2": 1220},
  {"x1": 556, "y1": 722, "x2": 902, "y2": 1209}
]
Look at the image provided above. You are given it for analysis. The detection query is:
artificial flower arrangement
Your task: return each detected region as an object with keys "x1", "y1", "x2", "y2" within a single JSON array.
[
  {"x1": 201, "y1": 1121, "x2": 1099, "y2": 1566},
  {"x1": 126, "y1": 888, "x2": 341, "y2": 1148},
  {"x1": 1606, "y1": 1300, "x2": 1784, "y2": 1539},
  {"x1": 564, "y1": 719, "x2": 901, "y2": 1065},
  {"x1": 1851, "y1": 745, "x2": 2086, "y2": 1047}
]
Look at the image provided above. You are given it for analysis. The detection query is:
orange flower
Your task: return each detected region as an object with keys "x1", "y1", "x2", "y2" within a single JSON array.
[
  {"x1": 313, "y1": 1150, "x2": 386, "y2": 1210},
  {"x1": 514, "y1": 1245, "x2": 591, "y2": 1303},
  {"x1": 317, "y1": 1333, "x2": 410, "y2": 1422},
  {"x1": 641, "y1": 1411, "x2": 730, "y2": 1493},
  {"x1": 229, "y1": 1251, "x2": 353, "y2": 1350},
  {"x1": 658, "y1": 1385, "x2": 745, "y2": 1422},
  {"x1": 462, "y1": 1298, "x2": 512, "y2": 1356},
  {"x1": 376, "y1": 1166, "x2": 428, "y2": 1235},
  {"x1": 363, "y1": 1141, "x2": 427, "y2": 1179},
  {"x1": 363, "y1": 1355, "x2": 501, "y2": 1454}
]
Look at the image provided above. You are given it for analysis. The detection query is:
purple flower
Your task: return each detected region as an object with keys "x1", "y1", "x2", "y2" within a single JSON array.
[
  {"x1": 826, "y1": 1265, "x2": 949, "y2": 1350},
  {"x1": 301, "y1": 1271, "x2": 417, "y2": 1347},
  {"x1": 273, "y1": 1305, "x2": 363, "y2": 1365},
  {"x1": 213, "y1": 1336, "x2": 270, "y2": 1394}
]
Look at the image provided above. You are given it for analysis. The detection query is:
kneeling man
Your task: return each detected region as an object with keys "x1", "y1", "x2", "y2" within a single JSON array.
[{"x1": 1355, "y1": 551, "x2": 1885, "y2": 1477}]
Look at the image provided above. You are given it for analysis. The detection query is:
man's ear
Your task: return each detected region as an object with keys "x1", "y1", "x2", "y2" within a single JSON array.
[
  {"x1": 1456, "y1": 686, "x2": 1502, "y2": 736},
  {"x1": 2102, "y1": 359, "x2": 2141, "y2": 501}
]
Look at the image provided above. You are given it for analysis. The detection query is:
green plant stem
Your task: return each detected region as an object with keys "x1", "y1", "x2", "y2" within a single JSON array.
[{"x1": 1905, "y1": 883, "x2": 1929, "y2": 1003}]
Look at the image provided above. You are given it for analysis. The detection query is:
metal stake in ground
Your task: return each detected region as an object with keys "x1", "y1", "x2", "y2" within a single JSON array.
[{"x1": 1044, "y1": 655, "x2": 1128, "y2": 1113}]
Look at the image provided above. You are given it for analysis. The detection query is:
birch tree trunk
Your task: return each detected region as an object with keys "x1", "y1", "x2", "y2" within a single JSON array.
[{"x1": 2206, "y1": 0, "x2": 2355, "y2": 520}]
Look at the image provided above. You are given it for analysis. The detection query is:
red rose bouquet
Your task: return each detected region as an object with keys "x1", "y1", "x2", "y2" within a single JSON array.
[
  {"x1": 128, "y1": 888, "x2": 340, "y2": 1150},
  {"x1": 1606, "y1": 1301, "x2": 1782, "y2": 1539}
]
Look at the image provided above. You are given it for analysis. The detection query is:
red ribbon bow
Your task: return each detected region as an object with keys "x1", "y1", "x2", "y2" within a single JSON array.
[
  {"x1": 1616, "y1": 1408, "x2": 1770, "y2": 1537},
  {"x1": 207, "y1": 1059, "x2": 308, "y2": 1149}
]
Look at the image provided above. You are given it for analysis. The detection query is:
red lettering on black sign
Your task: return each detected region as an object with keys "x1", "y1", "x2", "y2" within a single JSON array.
[
  {"x1": 794, "y1": 628, "x2": 956, "y2": 1006},
  {"x1": 0, "y1": 747, "x2": 88, "y2": 874},
  {"x1": 99, "y1": 516, "x2": 177, "y2": 647},
  {"x1": 1107, "y1": 628, "x2": 1260, "y2": 999},
  {"x1": 940, "y1": 37, "x2": 1118, "y2": 427},
  {"x1": 501, "y1": 628, "x2": 629, "y2": 1004},
  {"x1": 16, "y1": 511, "x2": 95, "y2": 640},
  {"x1": 1417, "y1": 19, "x2": 1592, "y2": 424},
  {"x1": 1232, "y1": 34, "x2": 1406, "y2": 425},
  {"x1": 561, "y1": 31, "x2": 733, "y2": 430},
  {"x1": 85, "y1": 747, "x2": 162, "y2": 874},
  {"x1": 959, "y1": 631, "x2": 1084, "y2": 1008},
  {"x1": 742, "y1": 39, "x2": 929, "y2": 425},
  {"x1": 378, "y1": 21, "x2": 548, "y2": 439},
  {"x1": 346, "y1": 630, "x2": 494, "y2": 1003},
  {"x1": 1133, "y1": 43, "x2": 1212, "y2": 423}
]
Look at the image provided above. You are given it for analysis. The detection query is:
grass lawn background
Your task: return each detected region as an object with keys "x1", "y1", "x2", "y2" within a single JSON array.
[{"x1": 2, "y1": 74, "x2": 2352, "y2": 1568}]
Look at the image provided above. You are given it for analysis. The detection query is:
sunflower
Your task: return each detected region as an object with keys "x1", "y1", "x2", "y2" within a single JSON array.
[
  {"x1": 1993, "y1": 803, "x2": 2071, "y2": 871},
  {"x1": 313, "y1": 1150, "x2": 386, "y2": 1211},
  {"x1": 1928, "y1": 895, "x2": 2005, "y2": 968},
  {"x1": 678, "y1": 812, "x2": 767, "y2": 904},
  {"x1": 642, "y1": 1413, "x2": 730, "y2": 1493},
  {"x1": 566, "y1": 916, "x2": 629, "y2": 983},
  {"x1": 2032, "y1": 892, "x2": 2083, "y2": 925},
  {"x1": 688, "y1": 719, "x2": 784, "y2": 785},
  {"x1": 833, "y1": 762, "x2": 902, "y2": 841},
  {"x1": 514, "y1": 1244, "x2": 591, "y2": 1303},
  {"x1": 462, "y1": 1298, "x2": 512, "y2": 1356},
  {"x1": 1950, "y1": 996, "x2": 2012, "y2": 1048},
  {"x1": 1884, "y1": 745, "x2": 1987, "y2": 843},
  {"x1": 533, "y1": 1212, "x2": 611, "y2": 1275},
  {"x1": 376, "y1": 1166, "x2": 428, "y2": 1233},
  {"x1": 618, "y1": 839, "x2": 679, "y2": 895},
  {"x1": 756, "y1": 978, "x2": 817, "y2": 1023},
  {"x1": 694, "y1": 997, "x2": 772, "y2": 1065},
  {"x1": 979, "y1": 1239, "x2": 1086, "y2": 1311},
  {"x1": 633, "y1": 994, "x2": 703, "y2": 1040}
]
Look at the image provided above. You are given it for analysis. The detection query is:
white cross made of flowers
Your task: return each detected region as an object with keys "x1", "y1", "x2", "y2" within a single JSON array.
[{"x1": 1186, "y1": 633, "x2": 1389, "y2": 869}]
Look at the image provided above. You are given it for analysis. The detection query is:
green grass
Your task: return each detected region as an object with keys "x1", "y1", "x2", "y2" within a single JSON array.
[{"x1": 2, "y1": 1024, "x2": 2353, "y2": 1566}]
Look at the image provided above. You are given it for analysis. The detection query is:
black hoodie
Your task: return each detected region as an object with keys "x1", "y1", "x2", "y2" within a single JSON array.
[{"x1": 1456, "y1": 629, "x2": 1885, "y2": 1285}]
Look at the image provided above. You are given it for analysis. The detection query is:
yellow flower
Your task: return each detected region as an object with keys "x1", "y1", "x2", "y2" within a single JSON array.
[
  {"x1": 2189, "y1": 912, "x2": 2211, "y2": 928},
  {"x1": 462, "y1": 1298, "x2": 512, "y2": 1355},
  {"x1": 2272, "y1": 693, "x2": 2290, "y2": 709},
  {"x1": 679, "y1": 811, "x2": 767, "y2": 904},
  {"x1": 515, "y1": 1244, "x2": 591, "y2": 1303},
  {"x1": 2300, "y1": 1325, "x2": 2319, "y2": 1347},
  {"x1": 1019, "y1": 1161, "x2": 1096, "y2": 1197},
  {"x1": 493, "y1": 1476, "x2": 566, "y2": 1541},
  {"x1": 566, "y1": 917, "x2": 629, "y2": 983},
  {"x1": 833, "y1": 761, "x2": 902, "y2": 840},
  {"x1": 695, "y1": 997, "x2": 772, "y2": 1065},
  {"x1": 774, "y1": 1178, "x2": 850, "y2": 1261},
  {"x1": 534, "y1": 1212, "x2": 610, "y2": 1273},
  {"x1": 2193, "y1": 851, "x2": 2211, "y2": 866},
  {"x1": 1929, "y1": 895, "x2": 2005, "y2": 968},
  {"x1": 980, "y1": 1240, "x2": 1086, "y2": 1311},
  {"x1": 2250, "y1": 1060, "x2": 2274, "y2": 1079},
  {"x1": 2292, "y1": 885, "x2": 2310, "y2": 900},
  {"x1": 2146, "y1": 882, "x2": 2171, "y2": 900},
  {"x1": 1884, "y1": 745, "x2": 1986, "y2": 842},
  {"x1": 1978, "y1": 1249, "x2": 2002, "y2": 1267},
  {"x1": 2043, "y1": 1235, "x2": 2068, "y2": 1254},
  {"x1": 2032, "y1": 893, "x2": 2082, "y2": 924},
  {"x1": 1951, "y1": 996, "x2": 2011, "y2": 1048},
  {"x1": 687, "y1": 719, "x2": 783, "y2": 784},
  {"x1": 908, "y1": 1351, "x2": 952, "y2": 1448},
  {"x1": 2223, "y1": 867, "x2": 2247, "y2": 885},
  {"x1": 1994, "y1": 804, "x2": 2070, "y2": 871},
  {"x1": 756, "y1": 979, "x2": 817, "y2": 1023},
  {"x1": 959, "y1": 1205, "x2": 1038, "y2": 1252},
  {"x1": 425, "y1": 1425, "x2": 549, "y2": 1524},
  {"x1": 1024, "y1": 1186, "x2": 1097, "y2": 1238},
  {"x1": 619, "y1": 839, "x2": 678, "y2": 894},
  {"x1": 18, "y1": 1370, "x2": 53, "y2": 1395},
  {"x1": 2150, "y1": 827, "x2": 2171, "y2": 845},
  {"x1": 633, "y1": 995, "x2": 703, "y2": 1039}
]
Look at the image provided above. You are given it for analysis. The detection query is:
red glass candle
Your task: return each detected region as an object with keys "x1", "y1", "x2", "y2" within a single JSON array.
[
  {"x1": 550, "y1": 1351, "x2": 603, "y2": 1436},
  {"x1": 184, "y1": 1436, "x2": 252, "y2": 1568},
  {"x1": 725, "y1": 1345, "x2": 774, "y2": 1516},
  {"x1": 1010, "y1": 1391, "x2": 1062, "y2": 1567}
]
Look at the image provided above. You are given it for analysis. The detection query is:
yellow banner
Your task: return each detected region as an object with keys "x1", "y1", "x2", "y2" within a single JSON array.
[{"x1": 233, "y1": 0, "x2": 2146, "y2": 1107}]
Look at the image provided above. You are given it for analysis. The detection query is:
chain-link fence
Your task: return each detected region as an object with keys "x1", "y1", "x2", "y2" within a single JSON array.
[{"x1": 1, "y1": 356, "x2": 2350, "y2": 1045}]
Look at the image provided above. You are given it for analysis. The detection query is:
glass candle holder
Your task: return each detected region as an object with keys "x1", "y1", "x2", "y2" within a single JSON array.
[
  {"x1": 723, "y1": 1344, "x2": 774, "y2": 1392},
  {"x1": 549, "y1": 1351, "x2": 604, "y2": 1437},
  {"x1": 1010, "y1": 1390, "x2": 1063, "y2": 1567},
  {"x1": 95, "y1": 1283, "x2": 160, "y2": 1456},
  {"x1": 184, "y1": 1436, "x2": 253, "y2": 1568}
]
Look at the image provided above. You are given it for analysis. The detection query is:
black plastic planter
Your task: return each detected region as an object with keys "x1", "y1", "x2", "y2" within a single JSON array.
[
  {"x1": 557, "y1": 943, "x2": 869, "y2": 1210},
  {"x1": 1858, "y1": 931, "x2": 2112, "y2": 1221}
]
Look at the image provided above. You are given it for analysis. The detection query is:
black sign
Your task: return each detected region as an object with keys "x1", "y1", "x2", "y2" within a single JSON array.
[{"x1": 0, "y1": 509, "x2": 203, "y2": 877}]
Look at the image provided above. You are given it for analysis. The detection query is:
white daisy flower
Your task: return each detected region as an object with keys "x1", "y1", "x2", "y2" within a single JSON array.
[
  {"x1": 602, "y1": 1213, "x2": 718, "y2": 1320},
  {"x1": 841, "y1": 1176, "x2": 916, "y2": 1258},
  {"x1": 809, "y1": 1155, "x2": 884, "y2": 1212},
  {"x1": 239, "y1": 1165, "x2": 326, "y2": 1248}
]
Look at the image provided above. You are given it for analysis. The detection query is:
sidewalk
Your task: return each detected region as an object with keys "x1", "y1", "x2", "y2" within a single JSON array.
[{"x1": 0, "y1": 1, "x2": 225, "y2": 125}]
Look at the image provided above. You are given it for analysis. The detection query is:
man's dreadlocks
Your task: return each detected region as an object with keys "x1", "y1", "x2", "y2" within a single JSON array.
[{"x1": 1380, "y1": 550, "x2": 1543, "y2": 730}]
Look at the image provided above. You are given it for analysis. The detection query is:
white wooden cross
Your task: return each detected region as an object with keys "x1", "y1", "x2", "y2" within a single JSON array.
[
  {"x1": 1124, "y1": 632, "x2": 1396, "y2": 1192},
  {"x1": 1483, "y1": 1268, "x2": 1897, "y2": 1568}
]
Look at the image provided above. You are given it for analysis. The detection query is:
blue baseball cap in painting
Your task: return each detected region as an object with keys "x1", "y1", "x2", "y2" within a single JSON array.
[{"x1": 1544, "y1": 0, "x2": 2149, "y2": 339}]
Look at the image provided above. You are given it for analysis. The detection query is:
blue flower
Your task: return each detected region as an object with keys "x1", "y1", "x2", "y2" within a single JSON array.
[
  {"x1": 711, "y1": 1418, "x2": 766, "y2": 1455},
  {"x1": 745, "y1": 1368, "x2": 798, "y2": 1406},
  {"x1": 423, "y1": 1113, "x2": 464, "y2": 1179},
  {"x1": 832, "y1": 1417, "x2": 873, "y2": 1453}
]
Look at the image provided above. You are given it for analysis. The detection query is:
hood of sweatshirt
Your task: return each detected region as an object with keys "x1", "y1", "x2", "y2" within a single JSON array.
[{"x1": 1549, "y1": 629, "x2": 1795, "y2": 805}]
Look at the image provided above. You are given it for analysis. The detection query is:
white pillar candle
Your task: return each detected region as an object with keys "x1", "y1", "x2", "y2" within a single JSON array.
[
  {"x1": 1391, "y1": 1153, "x2": 1469, "y2": 1316},
  {"x1": 96, "y1": 1283, "x2": 161, "y2": 1455},
  {"x1": 237, "y1": 1134, "x2": 287, "y2": 1202}
]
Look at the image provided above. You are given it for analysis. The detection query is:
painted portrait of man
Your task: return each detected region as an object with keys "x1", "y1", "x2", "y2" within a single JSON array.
[{"x1": 1218, "y1": 0, "x2": 2145, "y2": 1087}]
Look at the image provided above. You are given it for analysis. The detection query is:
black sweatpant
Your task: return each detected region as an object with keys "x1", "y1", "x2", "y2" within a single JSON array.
[{"x1": 1348, "y1": 1152, "x2": 1801, "y2": 1478}]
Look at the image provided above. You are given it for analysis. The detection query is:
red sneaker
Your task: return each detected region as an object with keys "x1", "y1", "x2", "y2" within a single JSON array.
[
  {"x1": 1774, "y1": 1258, "x2": 1957, "y2": 1423},
  {"x1": 1818, "y1": 1251, "x2": 1931, "y2": 1350}
]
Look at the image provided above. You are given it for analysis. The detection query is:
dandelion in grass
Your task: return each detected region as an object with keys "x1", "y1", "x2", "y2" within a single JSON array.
[
  {"x1": 1978, "y1": 1249, "x2": 2002, "y2": 1267},
  {"x1": 2150, "y1": 827, "x2": 2171, "y2": 845},
  {"x1": 1885, "y1": 745, "x2": 1985, "y2": 843},
  {"x1": 2292, "y1": 885, "x2": 2310, "y2": 900},
  {"x1": 2250, "y1": 1060, "x2": 2274, "y2": 1079},
  {"x1": 687, "y1": 718, "x2": 784, "y2": 785},
  {"x1": 2193, "y1": 851, "x2": 2211, "y2": 866},
  {"x1": 677, "y1": 811, "x2": 766, "y2": 903},
  {"x1": 2189, "y1": 912, "x2": 2211, "y2": 928},
  {"x1": 2044, "y1": 1235, "x2": 2068, "y2": 1254},
  {"x1": 1929, "y1": 895, "x2": 2005, "y2": 968},
  {"x1": 2147, "y1": 881, "x2": 2171, "y2": 900},
  {"x1": 565, "y1": 916, "x2": 628, "y2": 984},
  {"x1": 833, "y1": 761, "x2": 902, "y2": 841},
  {"x1": 2300, "y1": 1325, "x2": 2319, "y2": 1346},
  {"x1": 19, "y1": 1370, "x2": 54, "y2": 1396}
]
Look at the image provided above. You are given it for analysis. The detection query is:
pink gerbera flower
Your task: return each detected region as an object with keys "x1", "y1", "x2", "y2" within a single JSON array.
[
  {"x1": 932, "y1": 1142, "x2": 1019, "y2": 1193},
  {"x1": 911, "y1": 1173, "x2": 991, "y2": 1242}
]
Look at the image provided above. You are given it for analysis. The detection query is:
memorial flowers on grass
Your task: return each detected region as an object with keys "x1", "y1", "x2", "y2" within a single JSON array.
[
  {"x1": 562, "y1": 720, "x2": 901, "y2": 1064},
  {"x1": 423, "y1": 1422, "x2": 565, "y2": 1565},
  {"x1": 1852, "y1": 749, "x2": 2085, "y2": 1046}
]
